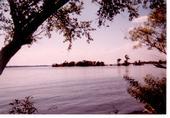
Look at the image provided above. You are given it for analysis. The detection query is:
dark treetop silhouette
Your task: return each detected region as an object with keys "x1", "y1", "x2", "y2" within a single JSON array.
[
  {"x1": 52, "y1": 60, "x2": 105, "y2": 67},
  {"x1": 0, "y1": 0, "x2": 165, "y2": 75}
]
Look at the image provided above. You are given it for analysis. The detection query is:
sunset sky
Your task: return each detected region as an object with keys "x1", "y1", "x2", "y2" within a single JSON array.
[{"x1": 0, "y1": 1, "x2": 166, "y2": 66}]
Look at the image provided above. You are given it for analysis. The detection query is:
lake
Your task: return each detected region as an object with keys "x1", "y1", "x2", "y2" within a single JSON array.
[{"x1": 0, "y1": 65, "x2": 166, "y2": 114}]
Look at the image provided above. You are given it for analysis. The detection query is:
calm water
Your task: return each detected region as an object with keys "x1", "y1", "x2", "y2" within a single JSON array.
[{"x1": 0, "y1": 65, "x2": 166, "y2": 114}]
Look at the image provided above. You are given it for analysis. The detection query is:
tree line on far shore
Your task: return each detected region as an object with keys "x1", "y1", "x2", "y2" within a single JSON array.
[
  {"x1": 116, "y1": 54, "x2": 166, "y2": 67},
  {"x1": 52, "y1": 60, "x2": 105, "y2": 67},
  {"x1": 52, "y1": 58, "x2": 166, "y2": 68}
]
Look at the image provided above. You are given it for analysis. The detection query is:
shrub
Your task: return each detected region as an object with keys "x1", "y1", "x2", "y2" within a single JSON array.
[
  {"x1": 9, "y1": 96, "x2": 37, "y2": 114},
  {"x1": 124, "y1": 75, "x2": 166, "y2": 114}
]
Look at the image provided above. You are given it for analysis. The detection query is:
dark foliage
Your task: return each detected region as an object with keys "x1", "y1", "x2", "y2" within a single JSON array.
[
  {"x1": 52, "y1": 60, "x2": 105, "y2": 67},
  {"x1": 92, "y1": 0, "x2": 141, "y2": 26},
  {"x1": 9, "y1": 96, "x2": 37, "y2": 114},
  {"x1": 124, "y1": 75, "x2": 166, "y2": 114},
  {"x1": 133, "y1": 60, "x2": 144, "y2": 65},
  {"x1": 128, "y1": 0, "x2": 166, "y2": 54},
  {"x1": 117, "y1": 58, "x2": 121, "y2": 66}
]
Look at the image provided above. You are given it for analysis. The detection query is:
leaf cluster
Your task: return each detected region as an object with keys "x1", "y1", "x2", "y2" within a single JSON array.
[
  {"x1": 0, "y1": 0, "x2": 166, "y2": 49},
  {"x1": 9, "y1": 96, "x2": 37, "y2": 114},
  {"x1": 124, "y1": 75, "x2": 166, "y2": 114},
  {"x1": 128, "y1": 0, "x2": 166, "y2": 54},
  {"x1": 92, "y1": 0, "x2": 143, "y2": 26},
  {"x1": 43, "y1": 1, "x2": 95, "y2": 49}
]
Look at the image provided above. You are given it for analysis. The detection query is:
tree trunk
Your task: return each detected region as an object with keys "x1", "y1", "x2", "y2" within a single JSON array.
[{"x1": 0, "y1": 40, "x2": 22, "y2": 75}]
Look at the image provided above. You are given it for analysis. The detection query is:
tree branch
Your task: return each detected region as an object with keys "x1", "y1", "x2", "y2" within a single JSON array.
[
  {"x1": 22, "y1": 0, "x2": 69, "y2": 44},
  {"x1": 7, "y1": 0, "x2": 21, "y2": 32}
]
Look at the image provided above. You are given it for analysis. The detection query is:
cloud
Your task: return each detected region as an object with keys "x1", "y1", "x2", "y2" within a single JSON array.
[{"x1": 132, "y1": 16, "x2": 148, "y2": 23}]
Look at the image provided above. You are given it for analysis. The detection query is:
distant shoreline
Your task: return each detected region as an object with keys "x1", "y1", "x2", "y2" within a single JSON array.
[
  {"x1": 6, "y1": 65, "x2": 51, "y2": 68},
  {"x1": 5, "y1": 60, "x2": 166, "y2": 68},
  {"x1": 5, "y1": 63, "x2": 164, "y2": 68}
]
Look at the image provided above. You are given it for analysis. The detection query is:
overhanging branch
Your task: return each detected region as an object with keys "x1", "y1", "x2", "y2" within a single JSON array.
[{"x1": 22, "y1": 0, "x2": 70, "y2": 41}]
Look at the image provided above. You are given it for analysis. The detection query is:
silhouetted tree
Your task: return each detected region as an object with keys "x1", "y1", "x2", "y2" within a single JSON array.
[
  {"x1": 117, "y1": 58, "x2": 121, "y2": 66},
  {"x1": 52, "y1": 63, "x2": 59, "y2": 67},
  {"x1": 62, "y1": 61, "x2": 69, "y2": 66},
  {"x1": 125, "y1": 54, "x2": 130, "y2": 61},
  {"x1": 96, "y1": 61, "x2": 105, "y2": 66},
  {"x1": 124, "y1": 75, "x2": 166, "y2": 114},
  {"x1": 68, "y1": 61, "x2": 75, "y2": 66},
  {"x1": 52, "y1": 60, "x2": 105, "y2": 67},
  {"x1": 123, "y1": 54, "x2": 130, "y2": 66},
  {"x1": 133, "y1": 60, "x2": 143, "y2": 65},
  {"x1": 0, "y1": 0, "x2": 163, "y2": 74},
  {"x1": 9, "y1": 96, "x2": 37, "y2": 114},
  {"x1": 128, "y1": 0, "x2": 166, "y2": 54}
]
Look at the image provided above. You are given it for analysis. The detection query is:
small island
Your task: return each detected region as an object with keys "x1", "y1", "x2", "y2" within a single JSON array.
[
  {"x1": 52, "y1": 60, "x2": 105, "y2": 67},
  {"x1": 52, "y1": 58, "x2": 166, "y2": 69},
  {"x1": 116, "y1": 55, "x2": 166, "y2": 68}
]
